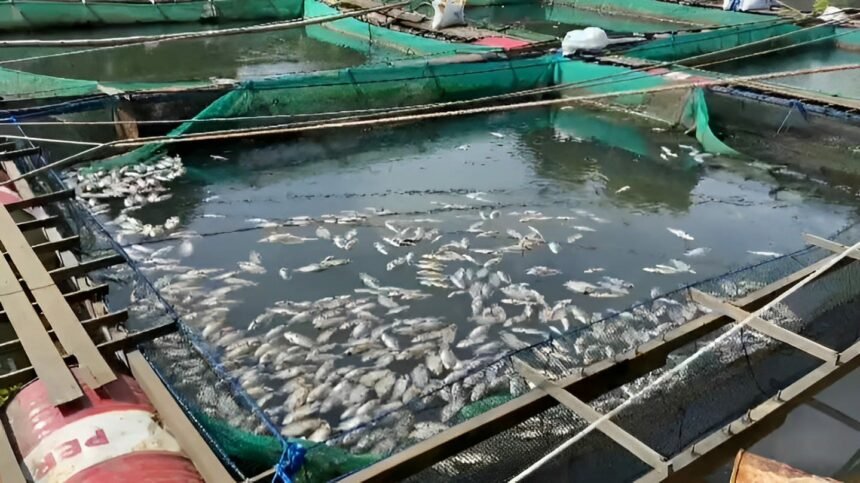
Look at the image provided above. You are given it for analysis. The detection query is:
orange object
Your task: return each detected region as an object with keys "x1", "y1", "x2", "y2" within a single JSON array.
[{"x1": 731, "y1": 450, "x2": 842, "y2": 483}]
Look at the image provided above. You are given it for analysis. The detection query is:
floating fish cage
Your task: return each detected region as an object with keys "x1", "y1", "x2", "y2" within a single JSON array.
[{"x1": 1, "y1": 0, "x2": 860, "y2": 480}]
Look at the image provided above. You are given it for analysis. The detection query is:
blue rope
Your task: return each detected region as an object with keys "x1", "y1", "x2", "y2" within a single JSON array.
[{"x1": 273, "y1": 442, "x2": 306, "y2": 483}]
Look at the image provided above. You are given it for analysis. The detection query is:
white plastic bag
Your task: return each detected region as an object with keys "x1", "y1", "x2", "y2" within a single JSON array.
[
  {"x1": 722, "y1": 0, "x2": 772, "y2": 11},
  {"x1": 819, "y1": 6, "x2": 848, "y2": 21},
  {"x1": 431, "y1": 0, "x2": 466, "y2": 30},
  {"x1": 561, "y1": 27, "x2": 609, "y2": 55}
]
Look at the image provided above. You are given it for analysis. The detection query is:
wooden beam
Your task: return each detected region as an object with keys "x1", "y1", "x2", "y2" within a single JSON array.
[
  {"x1": 5, "y1": 188, "x2": 74, "y2": 211},
  {"x1": 0, "y1": 419, "x2": 26, "y2": 483},
  {"x1": 690, "y1": 289, "x2": 838, "y2": 363},
  {"x1": 48, "y1": 254, "x2": 125, "y2": 282},
  {"x1": 127, "y1": 350, "x2": 234, "y2": 483},
  {"x1": 0, "y1": 252, "x2": 81, "y2": 404},
  {"x1": 0, "y1": 311, "x2": 129, "y2": 356},
  {"x1": 804, "y1": 233, "x2": 860, "y2": 261},
  {"x1": 637, "y1": 336, "x2": 860, "y2": 482},
  {"x1": 16, "y1": 215, "x2": 60, "y2": 232},
  {"x1": 0, "y1": 146, "x2": 40, "y2": 160},
  {"x1": 514, "y1": 359, "x2": 669, "y2": 473},
  {"x1": 0, "y1": 284, "x2": 111, "y2": 319},
  {"x1": 340, "y1": 254, "x2": 844, "y2": 483},
  {"x1": 2, "y1": 235, "x2": 79, "y2": 256},
  {"x1": 0, "y1": 205, "x2": 115, "y2": 390},
  {"x1": 0, "y1": 321, "x2": 177, "y2": 388}
]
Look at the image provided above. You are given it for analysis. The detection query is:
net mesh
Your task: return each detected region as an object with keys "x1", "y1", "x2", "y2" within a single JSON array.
[{"x1": 0, "y1": 0, "x2": 303, "y2": 31}]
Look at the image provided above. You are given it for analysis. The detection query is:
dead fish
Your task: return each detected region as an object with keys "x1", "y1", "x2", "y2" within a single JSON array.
[
  {"x1": 373, "y1": 242, "x2": 389, "y2": 255},
  {"x1": 547, "y1": 242, "x2": 561, "y2": 254},
  {"x1": 564, "y1": 280, "x2": 598, "y2": 294},
  {"x1": 583, "y1": 267, "x2": 604, "y2": 274},
  {"x1": 526, "y1": 266, "x2": 561, "y2": 277},
  {"x1": 259, "y1": 233, "x2": 316, "y2": 245},
  {"x1": 315, "y1": 226, "x2": 332, "y2": 240},
  {"x1": 747, "y1": 250, "x2": 782, "y2": 258},
  {"x1": 615, "y1": 186, "x2": 631, "y2": 194},
  {"x1": 684, "y1": 247, "x2": 711, "y2": 257},
  {"x1": 667, "y1": 228, "x2": 694, "y2": 241},
  {"x1": 566, "y1": 234, "x2": 583, "y2": 244}
]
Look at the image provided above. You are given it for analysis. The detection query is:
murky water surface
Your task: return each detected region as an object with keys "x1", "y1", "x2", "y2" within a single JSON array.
[{"x1": 0, "y1": 25, "x2": 392, "y2": 82}]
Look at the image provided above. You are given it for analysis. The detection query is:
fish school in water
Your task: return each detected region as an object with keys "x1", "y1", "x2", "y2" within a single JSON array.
[{"x1": 1, "y1": 0, "x2": 860, "y2": 481}]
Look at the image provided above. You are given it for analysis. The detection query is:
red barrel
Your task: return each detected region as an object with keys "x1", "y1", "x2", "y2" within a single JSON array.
[{"x1": 5, "y1": 367, "x2": 203, "y2": 483}]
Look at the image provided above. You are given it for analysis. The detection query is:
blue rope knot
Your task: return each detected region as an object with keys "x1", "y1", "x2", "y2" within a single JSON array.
[{"x1": 273, "y1": 442, "x2": 306, "y2": 483}]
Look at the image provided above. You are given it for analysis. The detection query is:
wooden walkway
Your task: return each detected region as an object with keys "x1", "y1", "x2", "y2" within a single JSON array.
[
  {"x1": 0, "y1": 145, "x2": 233, "y2": 482},
  {"x1": 343, "y1": 232, "x2": 860, "y2": 482}
]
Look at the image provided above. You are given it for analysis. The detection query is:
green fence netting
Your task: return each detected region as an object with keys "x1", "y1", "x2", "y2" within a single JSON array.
[
  {"x1": 0, "y1": 66, "x2": 213, "y2": 102},
  {"x1": 624, "y1": 21, "x2": 836, "y2": 62},
  {"x1": 89, "y1": 54, "x2": 556, "y2": 170},
  {"x1": 513, "y1": 0, "x2": 768, "y2": 26},
  {"x1": 683, "y1": 87, "x2": 741, "y2": 156},
  {"x1": 0, "y1": 0, "x2": 303, "y2": 31}
]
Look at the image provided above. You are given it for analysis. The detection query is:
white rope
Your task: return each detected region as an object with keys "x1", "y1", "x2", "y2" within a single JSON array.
[{"x1": 509, "y1": 241, "x2": 860, "y2": 482}]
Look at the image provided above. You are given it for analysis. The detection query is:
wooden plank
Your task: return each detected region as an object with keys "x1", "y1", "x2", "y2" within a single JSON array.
[
  {"x1": 514, "y1": 359, "x2": 668, "y2": 472},
  {"x1": 690, "y1": 289, "x2": 838, "y2": 363},
  {"x1": 48, "y1": 254, "x2": 125, "y2": 282},
  {"x1": 16, "y1": 215, "x2": 60, "y2": 232},
  {"x1": 0, "y1": 419, "x2": 26, "y2": 483},
  {"x1": 0, "y1": 205, "x2": 115, "y2": 389},
  {"x1": 340, "y1": 254, "x2": 842, "y2": 483},
  {"x1": 2, "y1": 235, "x2": 79, "y2": 256},
  {"x1": 5, "y1": 188, "x2": 74, "y2": 211},
  {"x1": 0, "y1": 321, "x2": 177, "y2": 388},
  {"x1": 127, "y1": 350, "x2": 234, "y2": 483},
  {"x1": 0, "y1": 255, "x2": 81, "y2": 404},
  {"x1": 0, "y1": 311, "x2": 129, "y2": 354},
  {"x1": 804, "y1": 233, "x2": 860, "y2": 261}
]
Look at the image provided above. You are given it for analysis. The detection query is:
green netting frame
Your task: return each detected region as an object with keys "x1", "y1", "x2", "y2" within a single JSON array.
[
  {"x1": 0, "y1": 66, "x2": 213, "y2": 101},
  {"x1": 0, "y1": 0, "x2": 303, "y2": 31},
  {"x1": 625, "y1": 21, "x2": 836, "y2": 62},
  {"x1": 467, "y1": 0, "x2": 769, "y2": 26},
  {"x1": 90, "y1": 54, "x2": 557, "y2": 169}
]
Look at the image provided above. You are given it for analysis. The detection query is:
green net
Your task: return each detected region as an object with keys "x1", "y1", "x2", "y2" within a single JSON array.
[
  {"x1": 0, "y1": 66, "x2": 212, "y2": 101},
  {"x1": 90, "y1": 54, "x2": 556, "y2": 170},
  {"x1": 194, "y1": 409, "x2": 383, "y2": 482},
  {"x1": 624, "y1": 21, "x2": 836, "y2": 62},
  {"x1": 682, "y1": 88, "x2": 741, "y2": 156},
  {"x1": 539, "y1": 0, "x2": 769, "y2": 26},
  {"x1": 0, "y1": 0, "x2": 303, "y2": 31}
]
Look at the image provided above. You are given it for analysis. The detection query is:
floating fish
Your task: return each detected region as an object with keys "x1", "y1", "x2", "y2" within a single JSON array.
[
  {"x1": 615, "y1": 186, "x2": 630, "y2": 194},
  {"x1": 747, "y1": 250, "x2": 782, "y2": 258},
  {"x1": 526, "y1": 266, "x2": 561, "y2": 277},
  {"x1": 684, "y1": 247, "x2": 711, "y2": 257},
  {"x1": 489, "y1": 132, "x2": 505, "y2": 139},
  {"x1": 667, "y1": 228, "x2": 694, "y2": 241}
]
